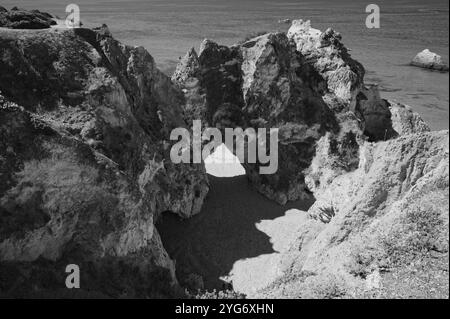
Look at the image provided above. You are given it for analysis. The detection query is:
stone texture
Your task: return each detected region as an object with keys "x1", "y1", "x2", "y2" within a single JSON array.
[
  {"x1": 173, "y1": 20, "x2": 414, "y2": 204},
  {"x1": 287, "y1": 20, "x2": 365, "y2": 105},
  {"x1": 0, "y1": 26, "x2": 208, "y2": 298},
  {"x1": 0, "y1": 8, "x2": 56, "y2": 29},
  {"x1": 249, "y1": 131, "x2": 449, "y2": 298},
  {"x1": 0, "y1": 13, "x2": 447, "y2": 299},
  {"x1": 411, "y1": 49, "x2": 449, "y2": 72},
  {"x1": 168, "y1": 21, "x2": 448, "y2": 298}
]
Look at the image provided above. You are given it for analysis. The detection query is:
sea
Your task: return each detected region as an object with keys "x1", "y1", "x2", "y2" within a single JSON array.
[{"x1": 2, "y1": 0, "x2": 449, "y2": 130}]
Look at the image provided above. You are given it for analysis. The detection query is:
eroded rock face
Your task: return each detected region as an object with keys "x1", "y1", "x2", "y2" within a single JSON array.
[
  {"x1": 170, "y1": 19, "x2": 447, "y2": 298},
  {"x1": 388, "y1": 101, "x2": 430, "y2": 136},
  {"x1": 287, "y1": 20, "x2": 365, "y2": 105},
  {"x1": 0, "y1": 8, "x2": 56, "y2": 29},
  {"x1": 411, "y1": 49, "x2": 449, "y2": 72},
  {"x1": 173, "y1": 20, "x2": 422, "y2": 204},
  {"x1": 0, "y1": 26, "x2": 208, "y2": 298},
  {"x1": 247, "y1": 131, "x2": 449, "y2": 298},
  {"x1": 173, "y1": 32, "x2": 357, "y2": 204},
  {"x1": 1, "y1": 14, "x2": 447, "y2": 299}
]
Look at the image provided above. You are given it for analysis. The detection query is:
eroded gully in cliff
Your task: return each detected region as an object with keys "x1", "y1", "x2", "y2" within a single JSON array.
[{"x1": 157, "y1": 145, "x2": 315, "y2": 294}]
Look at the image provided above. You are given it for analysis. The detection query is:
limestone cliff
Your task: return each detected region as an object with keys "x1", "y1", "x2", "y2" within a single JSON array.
[
  {"x1": 254, "y1": 131, "x2": 449, "y2": 299},
  {"x1": 0, "y1": 24, "x2": 208, "y2": 297},
  {"x1": 172, "y1": 20, "x2": 426, "y2": 204},
  {"x1": 0, "y1": 11, "x2": 448, "y2": 299},
  {"x1": 171, "y1": 19, "x2": 447, "y2": 298}
]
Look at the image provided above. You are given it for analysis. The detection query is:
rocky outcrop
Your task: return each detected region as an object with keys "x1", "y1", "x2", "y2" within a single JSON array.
[
  {"x1": 172, "y1": 32, "x2": 358, "y2": 204},
  {"x1": 287, "y1": 20, "x2": 365, "y2": 105},
  {"x1": 167, "y1": 20, "x2": 448, "y2": 299},
  {"x1": 388, "y1": 101, "x2": 430, "y2": 136},
  {"x1": 411, "y1": 49, "x2": 449, "y2": 72},
  {"x1": 0, "y1": 7, "x2": 56, "y2": 29},
  {"x1": 172, "y1": 20, "x2": 425, "y2": 204},
  {"x1": 0, "y1": 12, "x2": 447, "y2": 299},
  {"x1": 0, "y1": 26, "x2": 208, "y2": 298},
  {"x1": 244, "y1": 130, "x2": 449, "y2": 298}
]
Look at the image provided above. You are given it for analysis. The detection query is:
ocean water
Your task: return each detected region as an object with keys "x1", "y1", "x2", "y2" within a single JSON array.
[{"x1": 2, "y1": 0, "x2": 449, "y2": 130}]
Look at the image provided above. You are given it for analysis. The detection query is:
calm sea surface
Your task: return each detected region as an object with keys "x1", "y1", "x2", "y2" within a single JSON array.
[{"x1": 2, "y1": 0, "x2": 449, "y2": 129}]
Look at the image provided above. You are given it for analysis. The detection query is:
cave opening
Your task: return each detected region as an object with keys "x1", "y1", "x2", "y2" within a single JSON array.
[{"x1": 157, "y1": 143, "x2": 315, "y2": 295}]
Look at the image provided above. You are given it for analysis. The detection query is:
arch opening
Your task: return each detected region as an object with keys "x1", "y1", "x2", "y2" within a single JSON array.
[
  {"x1": 157, "y1": 146, "x2": 315, "y2": 295},
  {"x1": 204, "y1": 143, "x2": 246, "y2": 178}
]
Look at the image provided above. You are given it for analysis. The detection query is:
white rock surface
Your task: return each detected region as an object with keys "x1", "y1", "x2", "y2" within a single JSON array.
[{"x1": 411, "y1": 49, "x2": 449, "y2": 71}]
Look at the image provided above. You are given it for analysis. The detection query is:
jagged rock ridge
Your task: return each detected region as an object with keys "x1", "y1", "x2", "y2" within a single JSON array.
[
  {"x1": 253, "y1": 131, "x2": 449, "y2": 299},
  {"x1": 0, "y1": 16, "x2": 208, "y2": 297},
  {"x1": 172, "y1": 19, "x2": 429, "y2": 204},
  {"x1": 0, "y1": 10, "x2": 448, "y2": 299}
]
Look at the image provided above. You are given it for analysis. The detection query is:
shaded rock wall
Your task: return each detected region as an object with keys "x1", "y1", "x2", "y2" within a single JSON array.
[{"x1": 0, "y1": 26, "x2": 208, "y2": 297}]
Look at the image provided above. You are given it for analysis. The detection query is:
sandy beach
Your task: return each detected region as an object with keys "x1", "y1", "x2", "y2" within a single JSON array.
[{"x1": 158, "y1": 174, "x2": 315, "y2": 291}]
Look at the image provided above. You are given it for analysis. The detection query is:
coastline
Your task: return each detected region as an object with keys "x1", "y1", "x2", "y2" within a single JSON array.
[{"x1": 0, "y1": 4, "x2": 448, "y2": 300}]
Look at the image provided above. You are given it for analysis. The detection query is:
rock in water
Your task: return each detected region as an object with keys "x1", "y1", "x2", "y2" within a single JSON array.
[
  {"x1": 411, "y1": 49, "x2": 449, "y2": 72},
  {"x1": 287, "y1": 20, "x2": 364, "y2": 104},
  {"x1": 0, "y1": 26, "x2": 208, "y2": 298}
]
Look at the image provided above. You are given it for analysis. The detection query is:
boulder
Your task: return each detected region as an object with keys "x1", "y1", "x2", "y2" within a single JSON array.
[{"x1": 411, "y1": 49, "x2": 449, "y2": 72}]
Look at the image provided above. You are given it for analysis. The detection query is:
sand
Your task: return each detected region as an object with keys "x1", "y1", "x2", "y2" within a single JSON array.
[{"x1": 157, "y1": 174, "x2": 315, "y2": 293}]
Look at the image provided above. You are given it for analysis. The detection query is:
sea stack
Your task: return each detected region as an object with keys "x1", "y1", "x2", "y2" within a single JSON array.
[{"x1": 411, "y1": 49, "x2": 449, "y2": 72}]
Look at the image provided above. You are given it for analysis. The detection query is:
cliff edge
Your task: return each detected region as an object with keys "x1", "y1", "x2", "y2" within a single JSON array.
[
  {"x1": 0, "y1": 18, "x2": 208, "y2": 298},
  {"x1": 0, "y1": 12, "x2": 448, "y2": 298}
]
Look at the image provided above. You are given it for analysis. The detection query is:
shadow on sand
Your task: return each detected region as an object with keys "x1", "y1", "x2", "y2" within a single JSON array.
[{"x1": 157, "y1": 175, "x2": 315, "y2": 291}]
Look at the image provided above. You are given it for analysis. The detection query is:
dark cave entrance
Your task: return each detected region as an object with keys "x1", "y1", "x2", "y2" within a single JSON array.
[{"x1": 157, "y1": 144, "x2": 315, "y2": 294}]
